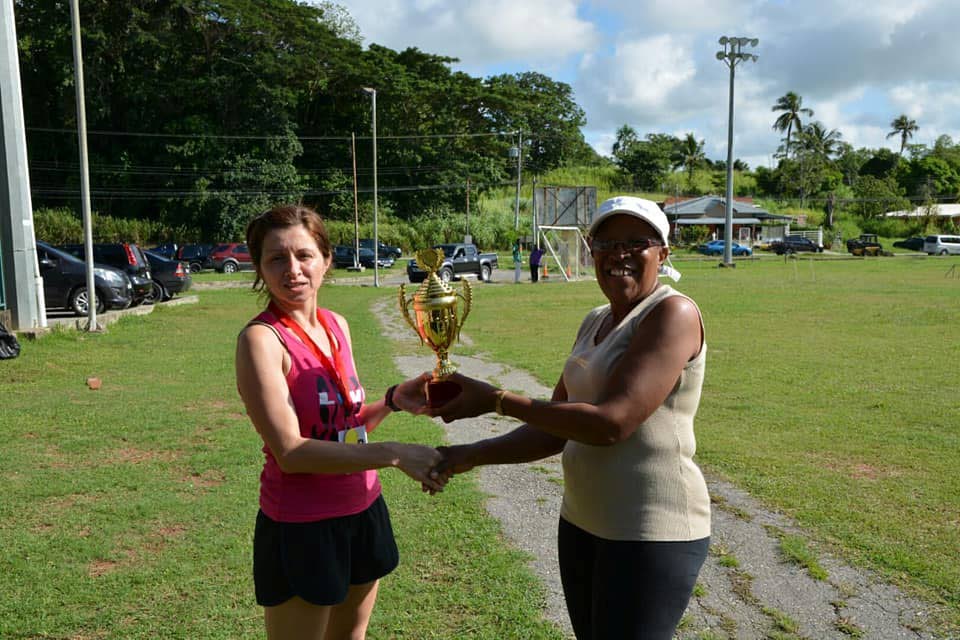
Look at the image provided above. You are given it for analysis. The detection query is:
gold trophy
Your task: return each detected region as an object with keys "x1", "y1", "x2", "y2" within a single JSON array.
[{"x1": 399, "y1": 248, "x2": 472, "y2": 407}]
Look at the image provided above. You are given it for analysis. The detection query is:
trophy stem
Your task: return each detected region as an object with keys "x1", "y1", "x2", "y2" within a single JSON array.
[{"x1": 434, "y1": 348, "x2": 456, "y2": 379}]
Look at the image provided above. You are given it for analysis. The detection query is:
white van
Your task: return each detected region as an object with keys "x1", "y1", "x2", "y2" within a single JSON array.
[{"x1": 923, "y1": 234, "x2": 960, "y2": 255}]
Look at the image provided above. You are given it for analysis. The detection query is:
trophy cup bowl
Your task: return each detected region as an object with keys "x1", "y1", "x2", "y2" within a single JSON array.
[{"x1": 399, "y1": 248, "x2": 472, "y2": 408}]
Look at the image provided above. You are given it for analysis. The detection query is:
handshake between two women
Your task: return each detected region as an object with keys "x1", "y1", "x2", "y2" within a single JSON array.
[{"x1": 389, "y1": 371, "x2": 540, "y2": 496}]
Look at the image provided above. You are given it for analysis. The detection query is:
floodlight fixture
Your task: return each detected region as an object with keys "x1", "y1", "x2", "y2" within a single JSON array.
[{"x1": 715, "y1": 35, "x2": 759, "y2": 267}]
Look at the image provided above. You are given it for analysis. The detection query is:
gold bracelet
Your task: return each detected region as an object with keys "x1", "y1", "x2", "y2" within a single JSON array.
[{"x1": 494, "y1": 389, "x2": 506, "y2": 415}]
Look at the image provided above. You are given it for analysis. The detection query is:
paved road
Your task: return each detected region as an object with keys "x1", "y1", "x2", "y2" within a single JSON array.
[{"x1": 373, "y1": 296, "x2": 948, "y2": 640}]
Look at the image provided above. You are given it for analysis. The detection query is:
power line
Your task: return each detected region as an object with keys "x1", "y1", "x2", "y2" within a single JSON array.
[
  {"x1": 30, "y1": 180, "x2": 515, "y2": 200},
  {"x1": 25, "y1": 127, "x2": 518, "y2": 142}
]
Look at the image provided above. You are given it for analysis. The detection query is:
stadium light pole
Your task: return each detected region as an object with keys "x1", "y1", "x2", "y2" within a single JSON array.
[
  {"x1": 361, "y1": 87, "x2": 379, "y2": 287},
  {"x1": 509, "y1": 133, "x2": 522, "y2": 231},
  {"x1": 716, "y1": 36, "x2": 758, "y2": 268}
]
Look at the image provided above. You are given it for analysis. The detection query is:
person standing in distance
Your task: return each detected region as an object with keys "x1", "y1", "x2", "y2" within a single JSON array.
[
  {"x1": 512, "y1": 238, "x2": 523, "y2": 284},
  {"x1": 430, "y1": 196, "x2": 708, "y2": 640},
  {"x1": 236, "y1": 204, "x2": 444, "y2": 640},
  {"x1": 529, "y1": 244, "x2": 544, "y2": 283}
]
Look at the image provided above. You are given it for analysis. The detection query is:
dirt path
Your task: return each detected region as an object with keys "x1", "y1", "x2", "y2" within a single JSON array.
[{"x1": 373, "y1": 297, "x2": 945, "y2": 640}]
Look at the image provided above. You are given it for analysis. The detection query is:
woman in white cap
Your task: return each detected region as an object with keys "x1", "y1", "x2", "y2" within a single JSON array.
[{"x1": 430, "y1": 196, "x2": 709, "y2": 640}]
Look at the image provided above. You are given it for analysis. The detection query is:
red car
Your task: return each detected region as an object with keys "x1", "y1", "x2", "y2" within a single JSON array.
[{"x1": 209, "y1": 242, "x2": 253, "y2": 273}]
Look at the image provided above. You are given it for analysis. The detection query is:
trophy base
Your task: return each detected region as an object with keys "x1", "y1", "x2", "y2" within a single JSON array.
[{"x1": 426, "y1": 379, "x2": 461, "y2": 408}]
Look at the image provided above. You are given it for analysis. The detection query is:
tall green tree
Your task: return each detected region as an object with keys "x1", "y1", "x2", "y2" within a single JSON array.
[
  {"x1": 614, "y1": 133, "x2": 680, "y2": 191},
  {"x1": 798, "y1": 121, "x2": 843, "y2": 160},
  {"x1": 611, "y1": 125, "x2": 639, "y2": 163},
  {"x1": 772, "y1": 91, "x2": 814, "y2": 157},
  {"x1": 851, "y1": 175, "x2": 910, "y2": 219},
  {"x1": 483, "y1": 72, "x2": 590, "y2": 173},
  {"x1": 887, "y1": 114, "x2": 919, "y2": 155},
  {"x1": 672, "y1": 133, "x2": 705, "y2": 189}
]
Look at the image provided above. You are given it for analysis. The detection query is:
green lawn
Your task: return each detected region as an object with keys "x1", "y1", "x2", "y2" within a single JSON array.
[
  {"x1": 1, "y1": 255, "x2": 958, "y2": 637},
  {"x1": 0, "y1": 287, "x2": 562, "y2": 639},
  {"x1": 460, "y1": 255, "x2": 960, "y2": 633}
]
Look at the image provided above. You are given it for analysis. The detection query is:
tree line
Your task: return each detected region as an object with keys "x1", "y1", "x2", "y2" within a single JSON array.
[
  {"x1": 17, "y1": 0, "x2": 958, "y2": 245},
  {"x1": 611, "y1": 90, "x2": 960, "y2": 235},
  {"x1": 15, "y1": 0, "x2": 597, "y2": 242}
]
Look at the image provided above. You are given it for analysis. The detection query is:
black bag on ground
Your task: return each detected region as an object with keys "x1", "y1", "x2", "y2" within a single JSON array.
[{"x1": 0, "y1": 320, "x2": 21, "y2": 359}]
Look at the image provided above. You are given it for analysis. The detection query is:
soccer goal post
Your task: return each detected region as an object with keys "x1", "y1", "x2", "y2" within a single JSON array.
[{"x1": 538, "y1": 225, "x2": 591, "y2": 282}]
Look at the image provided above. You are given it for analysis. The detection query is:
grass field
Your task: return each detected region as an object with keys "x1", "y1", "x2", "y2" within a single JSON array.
[
  {"x1": 1, "y1": 255, "x2": 958, "y2": 637},
  {"x1": 0, "y1": 287, "x2": 563, "y2": 639},
  {"x1": 459, "y1": 255, "x2": 960, "y2": 632}
]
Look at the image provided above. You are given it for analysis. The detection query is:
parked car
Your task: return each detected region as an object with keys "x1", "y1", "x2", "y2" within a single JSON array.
[
  {"x1": 147, "y1": 242, "x2": 178, "y2": 260},
  {"x1": 209, "y1": 242, "x2": 253, "y2": 272},
  {"x1": 36, "y1": 241, "x2": 133, "y2": 315},
  {"x1": 358, "y1": 238, "x2": 402, "y2": 260},
  {"x1": 696, "y1": 240, "x2": 753, "y2": 257},
  {"x1": 177, "y1": 243, "x2": 214, "y2": 274},
  {"x1": 333, "y1": 245, "x2": 394, "y2": 269},
  {"x1": 407, "y1": 243, "x2": 498, "y2": 283},
  {"x1": 769, "y1": 235, "x2": 823, "y2": 254},
  {"x1": 58, "y1": 242, "x2": 153, "y2": 305},
  {"x1": 923, "y1": 234, "x2": 960, "y2": 255},
  {"x1": 892, "y1": 236, "x2": 926, "y2": 252},
  {"x1": 143, "y1": 250, "x2": 193, "y2": 302}
]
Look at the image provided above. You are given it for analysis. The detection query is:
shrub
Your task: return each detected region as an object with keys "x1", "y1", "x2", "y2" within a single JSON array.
[{"x1": 33, "y1": 208, "x2": 83, "y2": 244}]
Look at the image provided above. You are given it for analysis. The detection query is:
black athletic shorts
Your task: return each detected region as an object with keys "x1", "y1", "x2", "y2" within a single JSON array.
[{"x1": 253, "y1": 494, "x2": 400, "y2": 607}]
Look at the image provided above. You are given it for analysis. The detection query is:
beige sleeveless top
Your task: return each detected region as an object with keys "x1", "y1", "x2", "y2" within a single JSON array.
[{"x1": 560, "y1": 285, "x2": 711, "y2": 541}]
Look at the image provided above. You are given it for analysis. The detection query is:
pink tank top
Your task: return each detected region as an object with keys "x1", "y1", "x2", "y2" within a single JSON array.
[{"x1": 250, "y1": 308, "x2": 381, "y2": 522}]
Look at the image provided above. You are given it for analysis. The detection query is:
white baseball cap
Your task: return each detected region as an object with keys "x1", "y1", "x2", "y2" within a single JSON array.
[{"x1": 589, "y1": 196, "x2": 670, "y2": 247}]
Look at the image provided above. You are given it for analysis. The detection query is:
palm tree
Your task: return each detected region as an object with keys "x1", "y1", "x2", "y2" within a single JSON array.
[
  {"x1": 799, "y1": 121, "x2": 843, "y2": 160},
  {"x1": 887, "y1": 114, "x2": 919, "y2": 155},
  {"x1": 611, "y1": 124, "x2": 638, "y2": 162},
  {"x1": 772, "y1": 92, "x2": 814, "y2": 157},
  {"x1": 672, "y1": 133, "x2": 706, "y2": 189}
]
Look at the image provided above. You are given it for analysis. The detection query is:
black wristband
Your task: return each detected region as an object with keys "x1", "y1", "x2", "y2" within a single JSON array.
[{"x1": 384, "y1": 384, "x2": 400, "y2": 412}]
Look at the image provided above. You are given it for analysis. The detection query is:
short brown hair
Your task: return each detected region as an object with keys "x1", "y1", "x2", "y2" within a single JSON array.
[{"x1": 245, "y1": 204, "x2": 332, "y2": 292}]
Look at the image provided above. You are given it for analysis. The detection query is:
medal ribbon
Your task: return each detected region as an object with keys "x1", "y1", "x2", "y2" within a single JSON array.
[{"x1": 268, "y1": 302, "x2": 359, "y2": 424}]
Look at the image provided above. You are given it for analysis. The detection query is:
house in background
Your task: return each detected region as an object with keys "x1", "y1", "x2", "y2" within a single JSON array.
[
  {"x1": 884, "y1": 204, "x2": 960, "y2": 225},
  {"x1": 660, "y1": 195, "x2": 793, "y2": 245}
]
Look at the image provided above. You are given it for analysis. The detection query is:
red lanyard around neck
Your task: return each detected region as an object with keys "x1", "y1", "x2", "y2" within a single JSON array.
[{"x1": 268, "y1": 302, "x2": 356, "y2": 414}]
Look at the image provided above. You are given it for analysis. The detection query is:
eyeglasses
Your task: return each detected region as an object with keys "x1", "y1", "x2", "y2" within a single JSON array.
[{"x1": 590, "y1": 237, "x2": 664, "y2": 253}]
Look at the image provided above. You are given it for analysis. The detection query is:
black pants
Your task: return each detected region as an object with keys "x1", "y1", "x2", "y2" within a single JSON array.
[
  {"x1": 530, "y1": 263, "x2": 540, "y2": 282},
  {"x1": 558, "y1": 517, "x2": 709, "y2": 640}
]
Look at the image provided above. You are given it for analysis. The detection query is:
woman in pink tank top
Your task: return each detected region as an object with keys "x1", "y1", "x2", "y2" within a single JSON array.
[{"x1": 235, "y1": 204, "x2": 444, "y2": 639}]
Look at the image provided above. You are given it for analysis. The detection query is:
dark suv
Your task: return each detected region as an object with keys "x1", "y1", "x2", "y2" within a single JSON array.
[
  {"x1": 37, "y1": 241, "x2": 133, "y2": 315},
  {"x1": 59, "y1": 242, "x2": 153, "y2": 305},
  {"x1": 359, "y1": 238, "x2": 402, "y2": 260},
  {"x1": 770, "y1": 235, "x2": 822, "y2": 255},
  {"x1": 177, "y1": 243, "x2": 214, "y2": 274}
]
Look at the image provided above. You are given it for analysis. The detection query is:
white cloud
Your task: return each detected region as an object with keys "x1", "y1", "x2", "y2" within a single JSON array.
[
  {"x1": 330, "y1": 0, "x2": 597, "y2": 69},
  {"x1": 327, "y1": 0, "x2": 960, "y2": 161}
]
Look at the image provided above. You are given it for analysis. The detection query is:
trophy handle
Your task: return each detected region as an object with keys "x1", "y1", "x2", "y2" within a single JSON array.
[
  {"x1": 456, "y1": 279, "x2": 472, "y2": 339},
  {"x1": 398, "y1": 285, "x2": 423, "y2": 345}
]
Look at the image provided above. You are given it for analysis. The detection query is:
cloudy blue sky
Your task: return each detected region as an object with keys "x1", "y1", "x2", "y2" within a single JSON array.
[{"x1": 328, "y1": 0, "x2": 960, "y2": 170}]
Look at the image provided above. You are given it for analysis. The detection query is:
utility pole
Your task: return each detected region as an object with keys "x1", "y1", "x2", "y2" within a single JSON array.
[
  {"x1": 512, "y1": 132, "x2": 522, "y2": 230},
  {"x1": 465, "y1": 177, "x2": 470, "y2": 239},
  {"x1": 361, "y1": 87, "x2": 379, "y2": 287},
  {"x1": 349, "y1": 132, "x2": 362, "y2": 271},
  {"x1": 70, "y1": 0, "x2": 97, "y2": 328}
]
